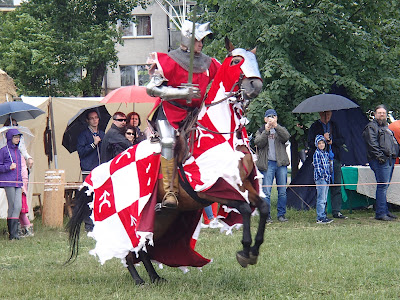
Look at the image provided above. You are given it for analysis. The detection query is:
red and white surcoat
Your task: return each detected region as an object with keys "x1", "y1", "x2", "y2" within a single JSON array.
[{"x1": 149, "y1": 52, "x2": 220, "y2": 129}]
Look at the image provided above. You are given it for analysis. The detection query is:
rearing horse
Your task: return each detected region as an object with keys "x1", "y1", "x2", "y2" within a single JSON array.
[{"x1": 67, "y1": 39, "x2": 267, "y2": 285}]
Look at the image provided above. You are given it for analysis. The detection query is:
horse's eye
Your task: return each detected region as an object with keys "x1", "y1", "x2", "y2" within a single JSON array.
[{"x1": 231, "y1": 57, "x2": 243, "y2": 66}]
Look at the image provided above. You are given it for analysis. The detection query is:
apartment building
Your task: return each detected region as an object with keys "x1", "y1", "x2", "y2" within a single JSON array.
[{"x1": 104, "y1": 1, "x2": 186, "y2": 93}]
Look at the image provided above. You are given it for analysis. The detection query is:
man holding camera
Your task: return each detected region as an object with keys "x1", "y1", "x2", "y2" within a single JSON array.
[
  {"x1": 308, "y1": 110, "x2": 347, "y2": 219},
  {"x1": 255, "y1": 109, "x2": 291, "y2": 222}
]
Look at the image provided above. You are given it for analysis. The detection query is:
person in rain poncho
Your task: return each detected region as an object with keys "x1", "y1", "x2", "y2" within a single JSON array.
[{"x1": 0, "y1": 128, "x2": 23, "y2": 240}]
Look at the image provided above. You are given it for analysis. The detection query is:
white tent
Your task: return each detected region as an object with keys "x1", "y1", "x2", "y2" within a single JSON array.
[{"x1": 0, "y1": 96, "x2": 154, "y2": 219}]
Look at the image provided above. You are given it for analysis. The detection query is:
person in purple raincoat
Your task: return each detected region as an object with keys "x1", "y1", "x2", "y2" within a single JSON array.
[{"x1": 0, "y1": 128, "x2": 23, "y2": 240}]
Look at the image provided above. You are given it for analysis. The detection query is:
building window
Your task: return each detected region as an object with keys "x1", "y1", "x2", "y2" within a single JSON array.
[
  {"x1": 120, "y1": 65, "x2": 150, "y2": 86},
  {"x1": 120, "y1": 66, "x2": 135, "y2": 86},
  {"x1": 120, "y1": 15, "x2": 152, "y2": 37}
]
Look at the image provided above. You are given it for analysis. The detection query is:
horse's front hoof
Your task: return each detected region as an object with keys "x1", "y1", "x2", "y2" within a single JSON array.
[
  {"x1": 236, "y1": 251, "x2": 250, "y2": 268},
  {"x1": 249, "y1": 252, "x2": 258, "y2": 265},
  {"x1": 152, "y1": 276, "x2": 167, "y2": 284},
  {"x1": 134, "y1": 279, "x2": 146, "y2": 286}
]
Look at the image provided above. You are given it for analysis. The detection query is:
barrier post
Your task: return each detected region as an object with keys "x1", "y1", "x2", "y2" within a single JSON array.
[{"x1": 42, "y1": 169, "x2": 65, "y2": 228}]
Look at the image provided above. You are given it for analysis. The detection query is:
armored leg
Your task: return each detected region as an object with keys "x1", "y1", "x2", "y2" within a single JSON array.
[
  {"x1": 156, "y1": 110, "x2": 179, "y2": 208},
  {"x1": 160, "y1": 157, "x2": 179, "y2": 208}
]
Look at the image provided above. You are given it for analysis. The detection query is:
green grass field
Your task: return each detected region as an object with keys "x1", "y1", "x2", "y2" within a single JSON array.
[{"x1": 1, "y1": 203, "x2": 400, "y2": 299}]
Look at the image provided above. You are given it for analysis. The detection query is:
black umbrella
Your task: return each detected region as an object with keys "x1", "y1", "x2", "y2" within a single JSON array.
[
  {"x1": 292, "y1": 94, "x2": 359, "y2": 113},
  {"x1": 62, "y1": 105, "x2": 111, "y2": 153}
]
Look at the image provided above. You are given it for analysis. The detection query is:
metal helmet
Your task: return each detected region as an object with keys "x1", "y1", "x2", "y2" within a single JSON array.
[
  {"x1": 180, "y1": 20, "x2": 212, "y2": 48},
  {"x1": 231, "y1": 48, "x2": 262, "y2": 79}
]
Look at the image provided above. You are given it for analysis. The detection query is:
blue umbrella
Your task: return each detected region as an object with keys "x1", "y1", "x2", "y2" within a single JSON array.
[{"x1": 0, "y1": 101, "x2": 45, "y2": 124}]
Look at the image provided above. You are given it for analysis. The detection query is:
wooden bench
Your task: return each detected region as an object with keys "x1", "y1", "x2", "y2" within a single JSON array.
[
  {"x1": 33, "y1": 193, "x2": 42, "y2": 215},
  {"x1": 64, "y1": 182, "x2": 82, "y2": 217}
]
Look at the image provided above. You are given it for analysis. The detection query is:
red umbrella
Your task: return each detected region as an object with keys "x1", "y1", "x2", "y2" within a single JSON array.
[
  {"x1": 389, "y1": 120, "x2": 400, "y2": 164},
  {"x1": 101, "y1": 85, "x2": 158, "y2": 103},
  {"x1": 389, "y1": 120, "x2": 400, "y2": 144}
]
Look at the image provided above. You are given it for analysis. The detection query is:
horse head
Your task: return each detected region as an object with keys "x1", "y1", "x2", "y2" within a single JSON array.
[{"x1": 225, "y1": 37, "x2": 263, "y2": 100}]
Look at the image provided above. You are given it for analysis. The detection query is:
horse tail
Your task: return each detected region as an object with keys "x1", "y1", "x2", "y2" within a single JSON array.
[{"x1": 65, "y1": 186, "x2": 92, "y2": 265}]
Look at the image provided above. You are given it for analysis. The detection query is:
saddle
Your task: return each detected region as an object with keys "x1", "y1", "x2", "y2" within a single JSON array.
[{"x1": 175, "y1": 107, "x2": 200, "y2": 165}]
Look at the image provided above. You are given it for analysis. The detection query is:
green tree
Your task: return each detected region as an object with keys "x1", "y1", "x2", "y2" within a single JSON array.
[
  {"x1": 199, "y1": 0, "x2": 400, "y2": 174},
  {"x1": 0, "y1": 0, "x2": 146, "y2": 96}
]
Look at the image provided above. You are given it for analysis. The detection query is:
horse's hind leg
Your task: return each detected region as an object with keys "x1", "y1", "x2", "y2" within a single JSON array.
[
  {"x1": 139, "y1": 250, "x2": 166, "y2": 284},
  {"x1": 227, "y1": 200, "x2": 253, "y2": 268},
  {"x1": 126, "y1": 253, "x2": 145, "y2": 285}
]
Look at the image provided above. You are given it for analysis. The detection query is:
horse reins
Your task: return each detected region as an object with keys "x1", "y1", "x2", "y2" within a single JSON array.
[
  {"x1": 197, "y1": 73, "x2": 246, "y2": 135},
  {"x1": 204, "y1": 73, "x2": 244, "y2": 108}
]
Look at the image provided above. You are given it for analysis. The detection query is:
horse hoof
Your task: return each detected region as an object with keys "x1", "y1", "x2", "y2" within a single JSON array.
[
  {"x1": 152, "y1": 277, "x2": 167, "y2": 284},
  {"x1": 134, "y1": 279, "x2": 146, "y2": 286},
  {"x1": 236, "y1": 251, "x2": 250, "y2": 268},
  {"x1": 249, "y1": 253, "x2": 258, "y2": 265}
]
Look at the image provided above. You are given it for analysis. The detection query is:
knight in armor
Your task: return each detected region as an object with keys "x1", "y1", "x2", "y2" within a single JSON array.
[{"x1": 146, "y1": 20, "x2": 221, "y2": 208}]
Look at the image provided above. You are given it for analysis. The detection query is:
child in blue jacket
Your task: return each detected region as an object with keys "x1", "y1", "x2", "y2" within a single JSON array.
[{"x1": 313, "y1": 135, "x2": 333, "y2": 224}]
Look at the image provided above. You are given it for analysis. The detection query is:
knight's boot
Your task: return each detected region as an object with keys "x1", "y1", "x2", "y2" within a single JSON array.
[{"x1": 161, "y1": 157, "x2": 179, "y2": 208}]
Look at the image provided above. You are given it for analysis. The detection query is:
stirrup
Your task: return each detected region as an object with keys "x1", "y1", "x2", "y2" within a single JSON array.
[
  {"x1": 150, "y1": 136, "x2": 160, "y2": 143},
  {"x1": 162, "y1": 191, "x2": 178, "y2": 208},
  {"x1": 154, "y1": 203, "x2": 163, "y2": 212}
]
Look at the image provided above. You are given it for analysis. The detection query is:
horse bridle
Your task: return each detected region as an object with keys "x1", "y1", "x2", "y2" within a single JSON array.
[
  {"x1": 179, "y1": 72, "x2": 246, "y2": 164},
  {"x1": 198, "y1": 72, "x2": 246, "y2": 135},
  {"x1": 204, "y1": 73, "x2": 245, "y2": 108}
]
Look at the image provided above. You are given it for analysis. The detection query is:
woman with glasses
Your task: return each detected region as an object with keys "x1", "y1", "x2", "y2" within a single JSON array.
[
  {"x1": 124, "y1": 125, "x2": 136, "y2": 145},
  {"x1": 126, "y1": 112, "x2": 146, "y2": 144}
]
